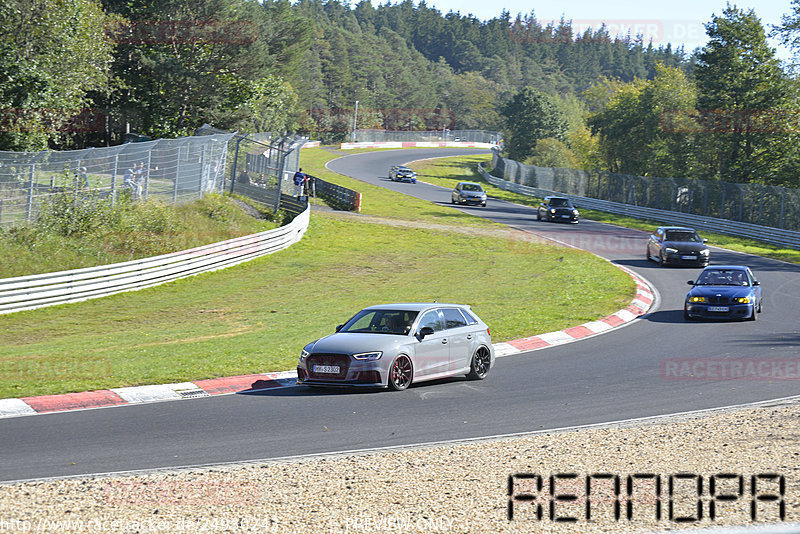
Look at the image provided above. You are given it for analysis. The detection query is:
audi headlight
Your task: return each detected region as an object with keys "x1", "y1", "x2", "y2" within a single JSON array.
[
  {"x1": 734, "y1": 297, "x2": 751, "y2": 304},
  {"x1": 573, "y1": 209, "x2": 579, "y2": 215},
  {"x1": 700, "y1": 250, "x2": 710, "y2": 255},
  {"x1": 689, "y1": 296, "x2": 707, "y2": 303},
  {"x1": 299, "y1": 349, "x2": 310, "y2": 362},
  {"x1": 665, "y1": 247, "x2": 679, "y2": 254},
  {"x1": 550, "y1": 208, "x2": 556, "y2": 214},
  {"x1": 353, "y1": 351, "x2": 382, "y2": 361}
]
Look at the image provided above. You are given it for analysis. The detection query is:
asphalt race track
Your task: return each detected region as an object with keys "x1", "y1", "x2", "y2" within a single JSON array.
[{"x1": 2, "y1": 148, "x2": 800, "y2": 483}]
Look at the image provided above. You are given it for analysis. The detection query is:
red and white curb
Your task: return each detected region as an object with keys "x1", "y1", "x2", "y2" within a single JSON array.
[
  {"x1": 494, "y1": 266, "x2": 655, "y2": 357},
  {"x1": 0, "y1": 270, "x2": 654, "y2": 420},
  {"x1": 0, "y1": 371, "x2": 297, "y2": 419}
]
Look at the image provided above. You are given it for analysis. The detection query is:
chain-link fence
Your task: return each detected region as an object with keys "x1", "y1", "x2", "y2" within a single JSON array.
[
  {"x1": 353, "y1": 129, "x2": 501, "y2": 144},
  {"x1": 0, "y1": 134, "x2": 235, "y2": 227},
  {"x1": 492, "y1": 152, "x2": 800, "y2": 231},
  {"x1": 225, "y1": 133, "x2": 307, "y2": 213},
  {"x1": 0, "y1": 132, "x2": 311, "y2": 228}
]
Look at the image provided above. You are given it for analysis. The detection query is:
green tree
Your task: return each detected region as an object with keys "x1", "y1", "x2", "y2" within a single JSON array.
[
  {"x1": 525, "y1": 137, "x2": 579, "y2": 168},
  {"x1": 694, "y1": 5, "x2": 793, "y2": 183},
  {"x1": 588, "y1": 64, "x2": 697, "y2": 176},
  {"x1": 104, "y1": 0, "x2": 309, "y2": 139},
  {"x1": 501, "y1": 87, "x2": 567, "y2": 161},
  {"x1": 773, "y1": 0, "x2": 800, "y2": 72},
  {"x1": 0, "y1": 0, "x2": 113, "y2": 150}
]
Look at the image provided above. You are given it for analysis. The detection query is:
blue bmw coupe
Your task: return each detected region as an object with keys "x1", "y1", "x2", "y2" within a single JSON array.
[{"x1": 684, "y1": 266, "x2": 763, "y2": 321}]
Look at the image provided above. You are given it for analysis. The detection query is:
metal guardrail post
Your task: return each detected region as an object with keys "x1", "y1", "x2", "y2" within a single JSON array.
[
  {"x1": 779, "y1": 190, "x2": 786, "y2": 229},
  {"x1": 26, "y1": 164, "x2": 35, "y2": 222},
  {"x1": 229, "y1": 134, "x2": 247, "y2": 194},
  {"x1": 173, "y1": 146, "x2": 181, "y2": 203},
  {"x1": 144, "y1": 147, "x2": 152, "y2": 201},
  {"x1": 111, "y1": 154, "x2": 118, "y2": 205}
]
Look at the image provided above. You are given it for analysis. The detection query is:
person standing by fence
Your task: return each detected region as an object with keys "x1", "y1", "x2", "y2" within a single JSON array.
[{"x1": 293, "y1": 168, "x2": 307, "y2": 198}]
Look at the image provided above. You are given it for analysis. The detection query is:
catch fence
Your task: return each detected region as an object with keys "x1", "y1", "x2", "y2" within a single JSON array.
[
  {"x1": 0, "y1": 132, "x2": 309, "y2": 228},
  {"x1": 0, "y1": 134, "x2": 234, "y2": 227},
  {"x1": 492, "y1": 152, "x2": 800, "y2": 232}
]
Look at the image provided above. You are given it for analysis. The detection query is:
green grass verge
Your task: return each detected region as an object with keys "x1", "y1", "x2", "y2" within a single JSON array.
[
  {"x1": 408, "y1": 155, "x2": 800, "y2": 266},
  {"x1": 0, "y1": 194, "x2": 281, "y2": 278},
  {"x1": 0, "y1": 148, "x2": 635, "y2": 398}
]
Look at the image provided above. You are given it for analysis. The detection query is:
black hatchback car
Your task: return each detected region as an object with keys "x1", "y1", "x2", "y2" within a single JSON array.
[
  {"x1": 646, "y1": 226, "x2": 710, "y2": 267},
  {"x1": 537, "y1": 196, "x2": 579, "y2": 223}
]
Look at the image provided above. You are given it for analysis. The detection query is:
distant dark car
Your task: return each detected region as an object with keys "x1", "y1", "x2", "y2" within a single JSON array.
[
  {"x1": 684, "y1": 265, "x2": 762, "y2": 321},
  {"x1": 451, "y1": 182, "x2": 487, "y2": 206},
  {"x1": 647, "y1": 226, "x2": 710, "y2": 266},
  {"x1": 389, "y1": 165, "x2": 417, "y2": 183},
  {"x1": 537, "y1": 196, "x2": 579, "y2": 223}
]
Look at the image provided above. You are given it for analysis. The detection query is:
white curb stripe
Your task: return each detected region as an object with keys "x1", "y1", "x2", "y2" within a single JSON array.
[
  {"x1": 111, "y1": 384, "x2": 184, "y2": 404},
  {"x1": 0, "y1": 398, "x2": 37, "y2": 418}
]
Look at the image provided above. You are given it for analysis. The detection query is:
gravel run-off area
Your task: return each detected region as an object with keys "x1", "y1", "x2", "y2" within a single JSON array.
[{"x1": 1, "y1": 398, "x2": 799, "y2": 533}]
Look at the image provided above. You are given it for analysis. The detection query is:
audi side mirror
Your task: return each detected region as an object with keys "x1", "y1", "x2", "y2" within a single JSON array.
[{"x1": 418, "y1": 326, "x2": 434, "y2": 338}]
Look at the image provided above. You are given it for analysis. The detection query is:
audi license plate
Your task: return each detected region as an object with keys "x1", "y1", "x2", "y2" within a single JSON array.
[
  {"x1": 561, "y1": 215, "x2": 570, "y2": 218},
  {"x1": 313, "y1": 365, "x2": 340, "y2": 374},
  {"x1": 708, "y1": 306, "x2": 729, "y2": 312},
  {"x1": 681, "y1": 255, "x2": 696, "y2": 260}
]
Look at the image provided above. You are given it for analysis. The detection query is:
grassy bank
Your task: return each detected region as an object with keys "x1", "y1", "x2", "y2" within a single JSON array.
[
  {"x1": 0, "y1": 148, "x2": 635, "y2": 398},
  {"x1": 0, "y1": 194, "x2": 283, "y2": 278}
]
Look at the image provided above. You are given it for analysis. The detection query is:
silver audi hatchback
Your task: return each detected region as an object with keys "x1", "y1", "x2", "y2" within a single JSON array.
[{"x1": 297, "y1": 303, "x2": 495, "y2": 391}]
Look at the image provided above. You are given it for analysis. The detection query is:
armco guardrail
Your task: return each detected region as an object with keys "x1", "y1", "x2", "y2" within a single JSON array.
[
  {"x1": 0, "y1": 205, "x2": 310, "y2": 315},
  {"x1": 309, "y1": 175, "x2": 361, "y2": 211},
  {"x1": 478, "y1": 163, "x2": 800, "y2": 250}
]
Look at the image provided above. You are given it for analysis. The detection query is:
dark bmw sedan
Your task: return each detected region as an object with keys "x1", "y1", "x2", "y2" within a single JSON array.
[
  {"x1": 684, "y1": 266, "x2": 762, "y2": 321},
  {"x1": 537, "y1": 196, "x2": 579, "y2": 223},
  {"x1": 647, "y1": 226, "x2": 710, "y2": 266}
]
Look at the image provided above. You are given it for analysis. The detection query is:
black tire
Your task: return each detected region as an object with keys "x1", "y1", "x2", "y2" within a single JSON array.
[
  {"x1": 658, "y1": 252, "x2": 665, "y2": 266},
  {"x1": 450, "y1": 197, "x2": 455, "y2": 204},
  {"x1": 481, "y1": 202, "x2": 486, "y2": 207},
  {"x1": 536, "y1": 211, "x2": 541, "y2": 221},
  {"x1": 646, "y1": 246, "x2": 651, "y2": 261},
  {"x1": 757, "y1": 299, "x2": 763, "y2": 313},
  {"x1": 388, "y1": 355, "x2": 413, "y2": 391},
  {"x1": 747, "y1": 307, "x2": 757, "y2": 321},
  {"x1": 466, "y1": 346, "x2": 491, "y2": 380}
]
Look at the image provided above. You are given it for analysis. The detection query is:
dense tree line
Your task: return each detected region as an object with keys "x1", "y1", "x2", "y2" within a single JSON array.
[
  {"x1": 3, "y1": 1, "x2": 799, "y2": 187},
  {"x1": 2, "y1": 0, "x2": 686, "y2": 150}
]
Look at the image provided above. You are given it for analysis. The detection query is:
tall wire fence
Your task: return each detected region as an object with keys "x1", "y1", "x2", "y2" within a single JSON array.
[
  {"x1": 225, "y1": 133, "x2": 307, "y2": 213},
  {"x1": 353, "y1": 129, "x2": 501, "y2": 144},
  {"x1": 0, "y1": 132, "x2": 308, "y2": 228},
  {"x1": 0, "y1": 134, "x2": 234, "y2": 228},
  {"x1": 492, "y1": 152, "x2": 800, "y2": 231}
]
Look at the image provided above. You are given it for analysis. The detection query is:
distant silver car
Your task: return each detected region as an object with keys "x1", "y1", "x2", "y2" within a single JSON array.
[
  {"x1": 297, "y1": 303, "x2": 495, "y2": 391},
  {"x1": 451, "y1": 182, "x2": 487, "y2": 206}
]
